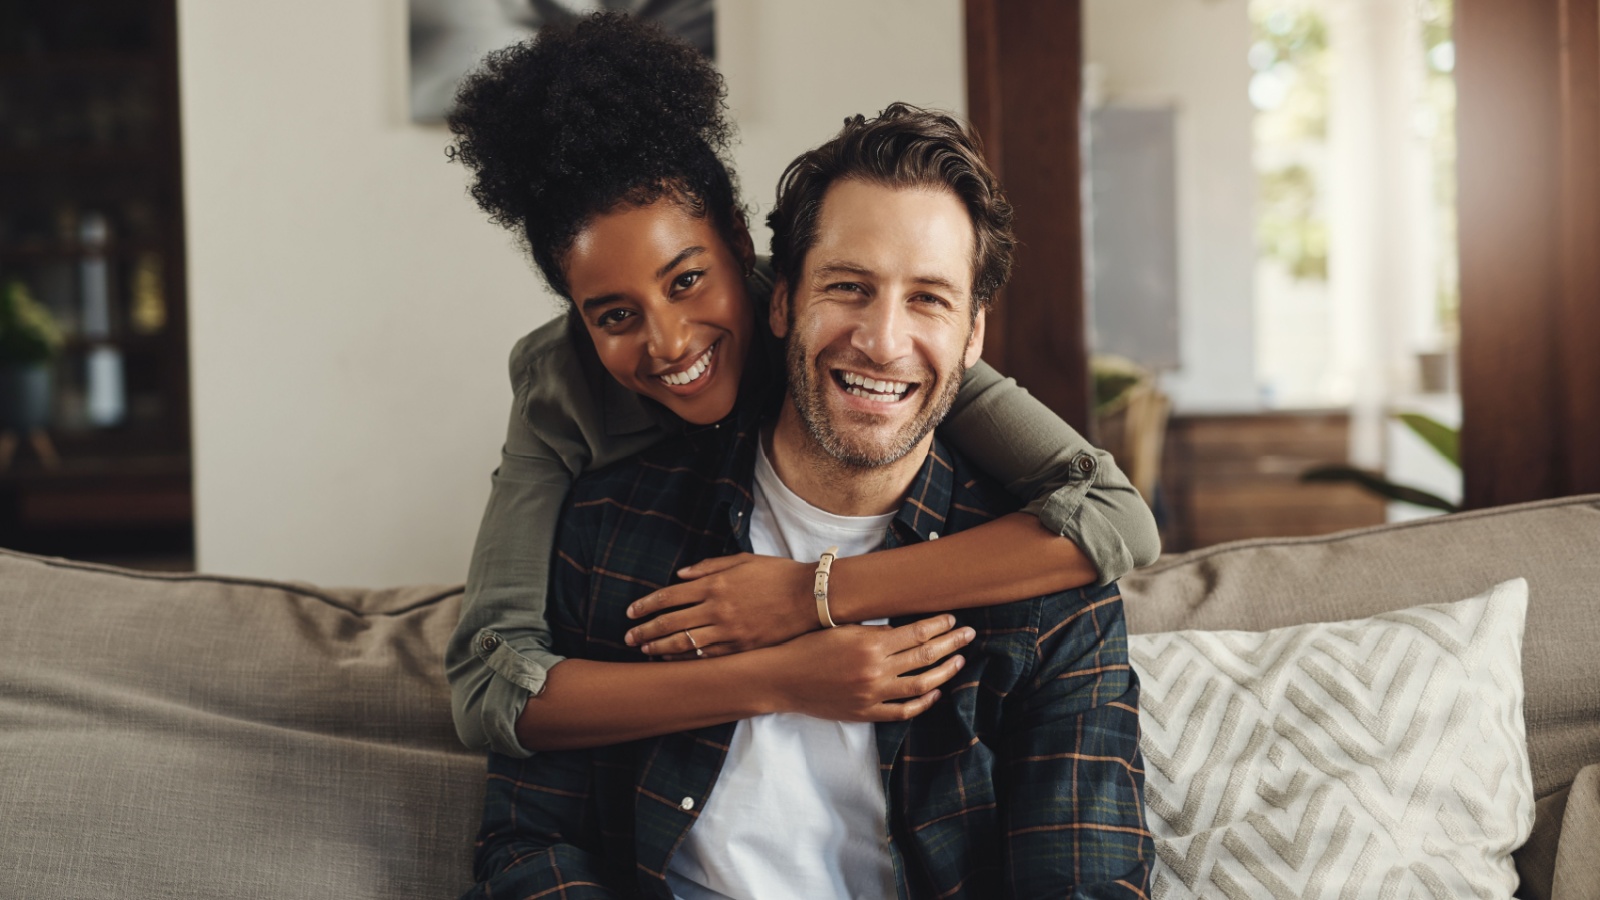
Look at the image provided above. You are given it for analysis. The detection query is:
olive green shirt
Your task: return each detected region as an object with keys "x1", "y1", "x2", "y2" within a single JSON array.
[{"x1": 450, "y1": 279, "x2": 1160, "y2": 757}]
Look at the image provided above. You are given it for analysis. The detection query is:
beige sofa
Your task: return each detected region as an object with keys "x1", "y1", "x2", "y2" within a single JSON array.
[{"x1": 1, "y1": 494, "x2": 1596, "y2": 899}]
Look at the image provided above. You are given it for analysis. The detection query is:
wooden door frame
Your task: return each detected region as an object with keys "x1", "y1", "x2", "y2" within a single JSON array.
[
  {"x1": 964, "y1": 0, "x2": 1092, "y2": 433},
  {"x1": 1456, "y1": 0, "x2": 1600, "y2": 507}
]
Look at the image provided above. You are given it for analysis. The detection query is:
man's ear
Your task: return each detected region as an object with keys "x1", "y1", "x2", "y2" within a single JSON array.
[
  {"x1": 770, "y1": 279, "x2": 792, "y2": 339},
  {"x1": 963, "y1": 306, "x2": 987, "y2": 368}
]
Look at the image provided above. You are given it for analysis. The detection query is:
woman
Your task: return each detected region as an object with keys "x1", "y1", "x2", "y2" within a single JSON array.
[{"x1": 445, "y1": 12, "x2": 1160, "y2": 756}]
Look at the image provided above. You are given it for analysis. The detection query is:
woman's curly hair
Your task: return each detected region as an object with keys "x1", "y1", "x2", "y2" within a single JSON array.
[{"x1": 446, "y1": 12, "x2": 742, "y2": 300}]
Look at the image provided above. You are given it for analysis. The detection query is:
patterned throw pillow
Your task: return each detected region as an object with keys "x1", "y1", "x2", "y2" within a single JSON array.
[{"x1": 1129, "y1": 579, "x2": 1534, "y2": 899}]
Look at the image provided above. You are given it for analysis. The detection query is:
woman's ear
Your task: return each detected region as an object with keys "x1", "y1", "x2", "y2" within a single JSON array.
[
  {"x1": 730, "y1": 208, "x2": 756, "y2": 275},
  {"x1": 770, "y1": 280, "x2": 792, "y2": 339}
]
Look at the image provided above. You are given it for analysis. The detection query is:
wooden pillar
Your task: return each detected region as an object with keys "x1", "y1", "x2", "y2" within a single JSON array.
[
  {"x1": 1456, "y1": 0, "x2": 1600, "y2": 507},
  {"x1": 965, "y1": 0, "x2": 1092, "y2": 433}
]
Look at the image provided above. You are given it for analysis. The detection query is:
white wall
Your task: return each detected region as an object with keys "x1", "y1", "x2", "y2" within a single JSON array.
[
  {"x1": 180, "y1": 0, "x2": 964, "y2": 586},
  {"x1": 1085, "y1": 0, "x2": 1259, "y2": 412}
]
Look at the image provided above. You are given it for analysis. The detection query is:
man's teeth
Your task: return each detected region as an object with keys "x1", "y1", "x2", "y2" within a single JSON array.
[
  {"x1": 660, "y1": 345, "x2": 714, "y2": 386},
  {"x1": 840, "y1": 371, "x2": 910, "y2": 403}
]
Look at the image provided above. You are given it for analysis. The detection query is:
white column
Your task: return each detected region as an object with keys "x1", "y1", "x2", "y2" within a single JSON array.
[{"x1": 1324, "y1": 0, "x2": 1430, "y2": 467}]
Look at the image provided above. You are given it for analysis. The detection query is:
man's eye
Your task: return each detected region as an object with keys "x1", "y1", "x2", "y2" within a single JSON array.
[
  {"x1": 597, "y1": 309, "x2": 634, "y2": 327},
  {"x1": 673, "y1": 271, "x2": 703, "y2": 291},
  {"x1": 829, "y1": 282, "x2": 864, "y2": 294}
]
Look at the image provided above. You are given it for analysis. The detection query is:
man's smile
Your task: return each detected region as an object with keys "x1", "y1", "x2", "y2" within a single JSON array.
[{"x1": 832, "y1": 369, "x2": 920, "y2": 405}]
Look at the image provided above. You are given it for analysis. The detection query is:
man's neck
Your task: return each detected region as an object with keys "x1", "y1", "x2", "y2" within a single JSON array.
[{"x1": 765, "y1": 402, "x2": 932, "y2": 517}]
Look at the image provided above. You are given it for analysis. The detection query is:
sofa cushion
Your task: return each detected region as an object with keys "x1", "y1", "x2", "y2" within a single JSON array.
[
  {"x1": 1122, "y1": 494, "x2": 1600, "y2": 899},
  {"x1": 0, "y1": 549, "x2": 483, "y2": 900},
  {"x1": 1131, "y1": 580, "x2": 1534, "y2": 898}
]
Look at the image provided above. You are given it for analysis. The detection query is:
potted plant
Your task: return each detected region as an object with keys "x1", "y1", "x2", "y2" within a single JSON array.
[{"x1": 0, "y1": 279, "x2": 64, "y2": 433}]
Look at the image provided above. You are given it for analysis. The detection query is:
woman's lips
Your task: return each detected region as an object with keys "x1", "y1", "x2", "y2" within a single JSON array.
[{"x1": 654, "y1": 340, "x2": 718, "y2": 395}]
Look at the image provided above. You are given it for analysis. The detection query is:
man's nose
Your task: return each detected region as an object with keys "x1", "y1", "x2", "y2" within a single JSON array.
[
  {"x1": 646, "y1": 310, "x2": 694, "y2": 362},
  {"x1": 851, "y1": 297, "x2": 912, "y2": 365}
]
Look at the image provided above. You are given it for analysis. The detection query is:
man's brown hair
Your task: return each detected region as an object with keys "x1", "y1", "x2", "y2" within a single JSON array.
[{"x1": 766, "y1": 103, "x2": 1015, "y2": 311}]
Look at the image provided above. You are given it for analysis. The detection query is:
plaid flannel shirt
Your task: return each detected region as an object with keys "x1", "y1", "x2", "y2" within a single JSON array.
[{"x1": 465, "y1": 403, "x2": 1152, "y2": 900}]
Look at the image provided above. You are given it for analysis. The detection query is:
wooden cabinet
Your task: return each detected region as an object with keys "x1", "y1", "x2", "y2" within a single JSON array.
[
  {"x1": 0, "y1": 0, "x2": 191, "y2": 562},
  {"x1": 1159, "y1": 412, "x2": 1387, "y2": 553}
]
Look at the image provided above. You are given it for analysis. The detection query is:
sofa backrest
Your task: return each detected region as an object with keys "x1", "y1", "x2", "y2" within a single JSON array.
[{"x1": 0, "y1": 550, "x2": 482, "y2": 900}]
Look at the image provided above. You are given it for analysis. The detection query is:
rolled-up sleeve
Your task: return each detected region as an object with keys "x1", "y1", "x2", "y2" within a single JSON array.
[
  {"x1": 448, "y1": 407, "x2": 575, "y2": 757},
  {"x1": 940, "y1": 360, "x2": 1161, "y2": 583}
]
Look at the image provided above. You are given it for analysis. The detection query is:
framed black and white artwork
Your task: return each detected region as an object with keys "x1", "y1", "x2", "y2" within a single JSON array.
[{"x1": 408, "y1": 0, "x2": 715, "y2": 123}]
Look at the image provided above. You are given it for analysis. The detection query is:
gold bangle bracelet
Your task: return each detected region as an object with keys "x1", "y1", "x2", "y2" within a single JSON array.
[{"x1": 813, "y1": 546, "x2": 840, "y2": 628}]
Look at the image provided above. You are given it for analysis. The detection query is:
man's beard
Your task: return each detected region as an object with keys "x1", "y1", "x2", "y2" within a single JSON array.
[{"x1": 785, "y1": 332, "x2": 967, "y2": 470}]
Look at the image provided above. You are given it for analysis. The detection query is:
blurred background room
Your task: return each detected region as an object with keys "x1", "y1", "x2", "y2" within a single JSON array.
[{"x1": 0, "y1": 0, "x2": 1594, "y2": 583}]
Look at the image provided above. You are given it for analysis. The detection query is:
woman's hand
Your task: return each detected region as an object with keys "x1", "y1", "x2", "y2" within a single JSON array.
[
  {"x1": 762, "y1": 615, "x2": 976, "y2": 722},
  {"x1": 624, "y1": 552, "x2": 818, "y2": 657}
]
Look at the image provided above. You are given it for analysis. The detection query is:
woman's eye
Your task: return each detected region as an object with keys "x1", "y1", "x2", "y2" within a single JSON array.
[
  {"x1": 597, "y1": 309, "x2": 634, "y2": 327},
  {"x1": 673, "y1": 271, "x2": 703, "y2": 291}
]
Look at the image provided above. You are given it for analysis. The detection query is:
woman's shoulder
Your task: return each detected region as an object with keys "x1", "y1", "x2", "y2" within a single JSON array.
[{"x1": 504, "y1": 311, "x2": 672, "y2": 468}]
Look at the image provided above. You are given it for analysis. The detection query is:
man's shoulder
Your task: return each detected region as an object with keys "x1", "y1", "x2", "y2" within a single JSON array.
[
  {"x1": 937, "y1": 443, "x2": 1024, "y2": 531},
  {"x1": 565, "y1": 422, "x2": 743, "y2": 521}
]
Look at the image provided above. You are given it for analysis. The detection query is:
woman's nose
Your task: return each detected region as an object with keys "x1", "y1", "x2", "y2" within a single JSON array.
[{"x1": 646, "y1": 311, "x2": 694, "y2": 362}]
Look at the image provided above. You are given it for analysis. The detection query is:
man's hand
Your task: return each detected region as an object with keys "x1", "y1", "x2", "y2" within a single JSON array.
[{"x1": 624, "y1": 553, "x2": 817, "y2": 657}]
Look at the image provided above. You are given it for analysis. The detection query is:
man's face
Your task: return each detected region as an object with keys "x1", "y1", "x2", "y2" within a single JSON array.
[{"x1": 772, "y1": 178, "x2": 985, "y2": 469}]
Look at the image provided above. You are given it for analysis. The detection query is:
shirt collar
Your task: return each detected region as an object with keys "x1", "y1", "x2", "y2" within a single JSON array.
[{"x1": 706, "y1": 413, "x2": 957, "y2": 551}]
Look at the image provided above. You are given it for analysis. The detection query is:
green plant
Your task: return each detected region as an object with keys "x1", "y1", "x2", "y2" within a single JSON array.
[
  {"x1": 1301, "y1": 412, "x2": 1461, "y2": 512},
  {"x1": 0, "y1": 279, "x2": 63, "y2": 366}
]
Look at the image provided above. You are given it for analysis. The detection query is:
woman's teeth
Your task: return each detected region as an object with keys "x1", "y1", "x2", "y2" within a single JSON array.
[
  {"x1": 660, "y1": 344, "x2": 714, "y2": 386},
  {"x1": 840, "y1": 371, "x2": 910, "y2": 403}
]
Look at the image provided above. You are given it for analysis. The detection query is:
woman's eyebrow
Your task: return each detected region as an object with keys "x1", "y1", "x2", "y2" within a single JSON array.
[{"x1": 655, "y1": 245, "x2": 707, "y2": 279}]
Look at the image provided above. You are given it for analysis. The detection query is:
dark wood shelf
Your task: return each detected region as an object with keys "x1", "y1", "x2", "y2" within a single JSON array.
[{"x1": 0, "y1": 0, "x2": 191, "y2": 559}]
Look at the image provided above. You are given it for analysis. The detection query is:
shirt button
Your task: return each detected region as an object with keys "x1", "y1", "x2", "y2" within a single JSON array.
[
  {"x1": 480, "y1": 634, "x2": 500, "y2": 653},
  {"x1": 680, "y1": 797, "x2": 695, "y2": 811},
  {"x1": 1076, "y1": 456, "x2": 1097, "y2": 474},
  {"x1": 928, "y1": 531, "x2": 939, "y2": 540}
]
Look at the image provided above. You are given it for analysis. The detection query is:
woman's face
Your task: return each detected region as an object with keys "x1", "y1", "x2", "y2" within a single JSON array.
[{"x1": 564, "y1": 198, "x2": 755, "y2": 425}]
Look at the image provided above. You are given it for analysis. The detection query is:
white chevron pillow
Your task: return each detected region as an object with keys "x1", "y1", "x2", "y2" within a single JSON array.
[{"x1": 1129, "y1": 578, "x2": 1534, "y2": 899}]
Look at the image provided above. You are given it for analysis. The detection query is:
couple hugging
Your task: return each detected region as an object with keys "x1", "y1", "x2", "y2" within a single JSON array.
[{"x1": 446, "y1": 13, "x2": 1157, "y2": 900}]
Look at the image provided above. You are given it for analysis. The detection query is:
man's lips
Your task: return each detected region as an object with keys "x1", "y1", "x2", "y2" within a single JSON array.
[{"x1": 832, "y1": 369, "x2": 920, "y2": 404}]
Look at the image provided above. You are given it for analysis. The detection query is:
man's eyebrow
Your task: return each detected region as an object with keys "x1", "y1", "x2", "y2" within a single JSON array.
[
  {"x1": 578, "y1": 246, "x2": 708, "y2": 313},
  {"x1": 813, "y1": 261, "x2": 965, "y2": 295}
]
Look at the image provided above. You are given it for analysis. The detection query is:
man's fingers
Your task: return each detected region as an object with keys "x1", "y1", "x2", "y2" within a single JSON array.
[
  {"x1": 626, "y1": 583, "x2": 702, "y2": 621},
  {"x1": 886, "y1": 625, "x2": 976, "y2": 672},
  {"x1": 881, "y1": 614, "x2": 959, "y2": 655}
]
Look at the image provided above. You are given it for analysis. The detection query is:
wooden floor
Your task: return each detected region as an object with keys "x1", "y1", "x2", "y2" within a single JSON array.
[{"x1": 1157, "y1": 411, "x2": 1387, "y2": 553}]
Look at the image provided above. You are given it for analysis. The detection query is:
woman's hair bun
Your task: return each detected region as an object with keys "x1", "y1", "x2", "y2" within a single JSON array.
[{"x1": 447, "y1": 12, "x2": 738, "y2": 295}]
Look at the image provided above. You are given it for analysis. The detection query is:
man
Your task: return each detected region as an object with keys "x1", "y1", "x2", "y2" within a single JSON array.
[{"x1": 467, "y1": 104, "x2": 1151, "y2": 899}]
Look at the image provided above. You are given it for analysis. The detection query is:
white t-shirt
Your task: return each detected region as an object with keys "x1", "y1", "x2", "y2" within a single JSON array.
[{"x1": 665, "y1": 441, "x2": 899, "y2": 900}]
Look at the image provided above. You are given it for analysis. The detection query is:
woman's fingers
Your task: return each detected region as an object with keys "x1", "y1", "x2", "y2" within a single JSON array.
[
  {"x1": 893, "y1": 653, "x2": 966, "y2": 699},
  {"x1": 675, "y1": 552, "x2": 753, "y2": 580},
  {"x1": 626, "y1": 582, "x2": 702, "y2": 620},
  {"x1": 885, "y1": 621, "x2": 976, "y2": 670},
  {"x1": 626, "y1": 606, "x2": 704, "y2": 647},
  {"x1": 640, "y1": 624, "x2": 722, "y2": 657},
  {"x1": 880, "y1": 614, "x2": 960, "y2": 655},
  {"x1": 864, "y1": 689, "x2": 942, "y2": 722}
]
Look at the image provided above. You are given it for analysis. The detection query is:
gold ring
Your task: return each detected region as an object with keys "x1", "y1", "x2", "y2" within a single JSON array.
[{"x1": 685, "y1": 629, "x2": 705, "y2": 658}]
